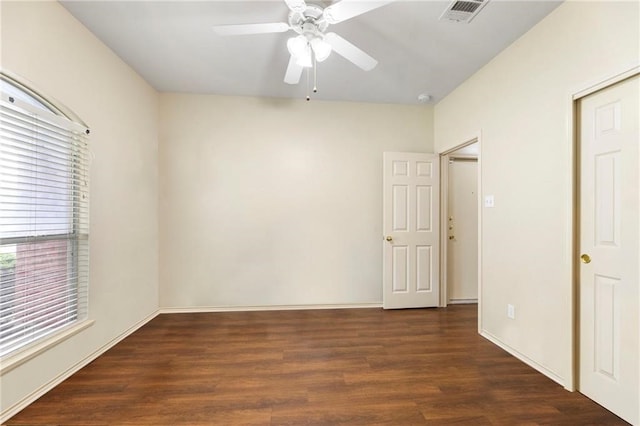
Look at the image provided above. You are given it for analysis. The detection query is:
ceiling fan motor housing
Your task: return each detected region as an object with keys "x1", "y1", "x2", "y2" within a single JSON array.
[{"x1": 289, "y1": 4, "x2": 328, "y2": 38}]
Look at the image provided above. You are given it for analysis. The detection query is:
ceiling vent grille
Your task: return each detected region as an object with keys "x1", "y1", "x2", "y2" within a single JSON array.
[{"x1": 439, "y1": 0, "x2": 489, "y2": 23}]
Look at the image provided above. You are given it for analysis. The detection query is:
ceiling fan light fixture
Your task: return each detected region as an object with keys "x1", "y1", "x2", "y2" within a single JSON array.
[
  {"x1": 295, "y1": 46, "x2": 313, "y2": 68},
  {"x1": 310, "y1": 37, "x2": 332, "y2": 62},
  {"x1": 287, "y1": 35, "x2": 308, "y2": 58}
]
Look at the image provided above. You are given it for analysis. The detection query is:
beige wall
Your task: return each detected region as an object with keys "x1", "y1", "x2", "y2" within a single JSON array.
[
  {"x1": 435, "y1": 1, "x2": 639, "y2": 386},
  {"x1": 0, "y1": 0, "x2": 159, "y2": 416},
  {"x1": 159, "y1": 94, "x2": 433, "y2": 309}
]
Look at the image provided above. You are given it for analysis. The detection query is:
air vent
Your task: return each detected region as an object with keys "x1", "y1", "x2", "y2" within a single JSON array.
[{"x1": 439, "y1": 0, "x2": 489, "y2": 23}]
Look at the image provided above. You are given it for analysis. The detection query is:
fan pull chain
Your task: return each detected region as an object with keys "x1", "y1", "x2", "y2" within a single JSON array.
[
  {"x1": 306, "y1": 68, "x2": 310, "y2": 101},
  {"x1": 313, "y1": 54, "x2": 318, "y2": 94}
]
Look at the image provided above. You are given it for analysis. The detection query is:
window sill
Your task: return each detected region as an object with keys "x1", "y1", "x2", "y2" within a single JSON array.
[{"x1": 0, "y1": 319, "x2": 95, "y2": 375}]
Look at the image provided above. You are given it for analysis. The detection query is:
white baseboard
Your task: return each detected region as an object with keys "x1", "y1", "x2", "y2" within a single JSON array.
[
  {"x1": 448, "y1": 298, "x2": 478, "y2": 305},
  {"x1": 1, "y1": 310, "x2": 159, "y2": 424},
  {"x1": 480, "y1": 330, "x2": 567, "y2": 388},
  {"x1": 160, "y1": 302, "x2": 382, "y2": 314}
]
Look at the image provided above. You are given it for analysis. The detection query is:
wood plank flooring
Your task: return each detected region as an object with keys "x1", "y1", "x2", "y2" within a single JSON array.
[{"x1": 5, "y1": 305, "x2": 627, "y2": 425}]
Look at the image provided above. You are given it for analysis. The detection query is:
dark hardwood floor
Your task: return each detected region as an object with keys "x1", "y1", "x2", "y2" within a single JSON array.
[{"x1": 5, "y1": 305, "x2": 626, "y2": 425}]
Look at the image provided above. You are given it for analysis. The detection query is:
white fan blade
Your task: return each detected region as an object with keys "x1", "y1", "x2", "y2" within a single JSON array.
[
  {"x1": 324, "y1": 32, "x2": 377, "y2": 71},
  {"x1": 284, "y1": 0, "x2": 307, "y2": 13},
  {"x1": 213, "y1": 22, "x2": 290, "y2": 36},
  {"x1": 324, "y1": 0, "x2": 395, "y2": 24},
  {"x1": 284, "y1": 55, "x2": 304, "y2": 84}
]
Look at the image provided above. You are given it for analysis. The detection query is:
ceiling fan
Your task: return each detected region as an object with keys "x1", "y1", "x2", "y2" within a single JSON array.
[{"x1": 213, "y1": 0, "x2": 394, "y2": 87}]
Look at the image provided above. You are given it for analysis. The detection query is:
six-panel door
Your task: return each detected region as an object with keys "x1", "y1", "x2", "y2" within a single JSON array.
[
  {"x1": 383, "y1": 152, "x2": 440, "y2": 309},
  {"x1": 579, "y1": 75, "x2": 639, "y2": 425}
]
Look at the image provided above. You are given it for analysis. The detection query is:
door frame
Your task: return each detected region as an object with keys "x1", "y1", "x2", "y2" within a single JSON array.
[
  {"x1": 439, "y1": 134, "x2": 482, "y2": 333},
  {"x1": 569, "y1": 66, "x2": 640, "y2": 393}
]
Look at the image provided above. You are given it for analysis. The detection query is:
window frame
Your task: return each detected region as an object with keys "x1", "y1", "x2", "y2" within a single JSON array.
[{"x1": 0, "y1": 72, "x2": 93, "y2": 373}]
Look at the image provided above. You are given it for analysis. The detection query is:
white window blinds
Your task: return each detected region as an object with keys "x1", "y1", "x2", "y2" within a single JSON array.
[{"x1": 0, "y1": 78, "x2": 90, "y2": 358}]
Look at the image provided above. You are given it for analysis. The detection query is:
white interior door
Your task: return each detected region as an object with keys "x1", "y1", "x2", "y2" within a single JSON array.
[
  {"x1": 579, "y1": 75, "x2": 639, "y2": 425},
  {"x1": 447, "y1": 158, "x2": 478, "y2": 303},
  {"x1": 383, "y1": 152, "x2": 439, "y2": 309}
]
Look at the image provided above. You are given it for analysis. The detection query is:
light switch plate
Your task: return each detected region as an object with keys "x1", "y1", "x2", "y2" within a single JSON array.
[{"x1": 484, "y1": 195, "x2": 495, "y2": 208}]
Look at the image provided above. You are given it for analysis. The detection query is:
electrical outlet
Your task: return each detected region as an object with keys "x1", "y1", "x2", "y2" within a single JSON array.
[{"x1": 507, "y1": 304, "x2": 515, "y2": 319}]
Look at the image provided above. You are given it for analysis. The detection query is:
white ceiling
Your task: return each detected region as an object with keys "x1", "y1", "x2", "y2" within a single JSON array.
[{"x1": 61, "y1": 0, "x2": 562, "y2": 105}]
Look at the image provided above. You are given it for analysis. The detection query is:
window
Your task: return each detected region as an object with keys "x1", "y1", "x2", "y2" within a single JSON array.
[{"x1": 0, "y1": 73, "x2": 90, "y2": 359}]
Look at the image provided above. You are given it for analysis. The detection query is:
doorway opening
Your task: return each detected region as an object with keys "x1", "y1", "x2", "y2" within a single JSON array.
[{"x1": 440, "y1": 139, "x2": 480, "y2": 311}]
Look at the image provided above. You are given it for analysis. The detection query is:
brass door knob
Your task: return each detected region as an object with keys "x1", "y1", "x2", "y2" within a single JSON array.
[
  {"x1": 580, "y1": 254, "x2": 591, "y2": 264},
  {"x1": 385, "y1": 236, "x2": 393, "y2": 242}
]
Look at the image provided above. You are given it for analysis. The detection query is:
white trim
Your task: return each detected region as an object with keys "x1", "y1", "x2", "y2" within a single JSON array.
[
  {"x1": 440, "y1": 154, "x2": 450, "y2": 308},
  {"x1": 476, "y1": 131, "x2": 483, "y2": 335},
  {"x1": 447, "y1": 299, "x2": 478, "y2": 305},
  {"x1": 564, "y1": 86, "x2": 578, "y2": 392},
  {"x1": 572, "y1": 65, "x2": 640, "y2": 101},
  {"x1": 481, "y1": 330, "x2": 566, "y2": 389},
  {"x1": 160, "y1": 303, "x2": 382, "y2": 314},
  {"x1": 0, "y1": 310, "x2": 159, "y2": 424},
  {"x1": 0, "y1": 93, "x2": 88, "y2": 135},
  {"x1": 0, "y1": 70, "x2": 89, "y2": 129},
  {"x1": 438, "y1": 131, "x2": 483, "y2": 157},
  {"x1": 0, "y1": 319, "x2": 94, "y2": 375}
]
